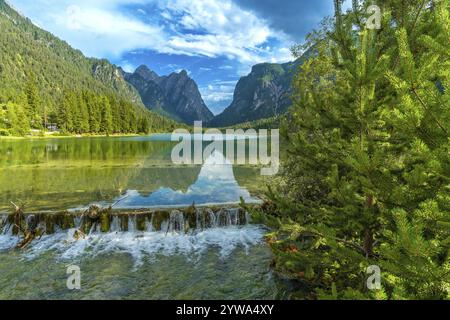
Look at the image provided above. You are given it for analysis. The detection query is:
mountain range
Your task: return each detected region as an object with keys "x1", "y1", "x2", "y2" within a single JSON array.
[
  {"x1": 207, "y1": 59, "x2": 304, "y2": 127},
  {"x1": 1, "y1": 0, "x2": 306, "y2": 129},
  {"x1": 0, "y1": 0, "x2": 140, "y2": 108},
  {"x1": 123, "y1": 55, "x2": 309, "y2": 127}
]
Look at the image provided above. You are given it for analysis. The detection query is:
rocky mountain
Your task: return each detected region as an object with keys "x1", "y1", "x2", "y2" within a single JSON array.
[
  {"x1": 123, "y1": 66, "x2": 214, "y2": 124},
  {"x1": 91, "y1": 59, "x2": 144, "y2": 106},
  {"x1": 207, "y1": 60, "x2": 300, "y2": 127}
]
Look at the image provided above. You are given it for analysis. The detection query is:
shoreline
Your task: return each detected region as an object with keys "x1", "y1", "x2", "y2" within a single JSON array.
[
  {"x1": 0, "y1": 203, "x2": 262, "y2": 216},
  {"x1": 0, "y1": 132, "x2": 165, "y2": 140}
]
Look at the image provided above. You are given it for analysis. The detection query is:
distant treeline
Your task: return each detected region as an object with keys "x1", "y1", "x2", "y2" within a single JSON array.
[{"x1": 0, "y1": 73, "x2": 178, "y2": 136}]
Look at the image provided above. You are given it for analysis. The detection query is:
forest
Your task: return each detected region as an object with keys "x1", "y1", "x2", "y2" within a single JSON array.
[{"x1": 0, "y1": 72, "x2": 173, "y2": 135}]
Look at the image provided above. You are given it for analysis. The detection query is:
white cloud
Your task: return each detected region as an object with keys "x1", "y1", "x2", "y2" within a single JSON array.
[
  {"x1": 121, "y1": 62, "x2": 136, "y2": 73},
  {"x1": 161, "y1": 0, "x2": 290, "y2": 64},
  {"x1": 200, "y1": 80, "x2": 237, "y2": 113},
  {"x1": 10, "y1": 0, "x2": 293, "y2": 64}
]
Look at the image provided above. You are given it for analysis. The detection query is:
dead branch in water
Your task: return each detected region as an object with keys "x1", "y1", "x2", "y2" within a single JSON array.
[
  {"x1": 6, "y1": 201, "x2": 24, "y2": 235},
  {"x1": 72, "y1": 196, "x2": 129, "y2": 240},
  {"x1": 8, "y1": 202, "x2": 47, "y2": 250}
]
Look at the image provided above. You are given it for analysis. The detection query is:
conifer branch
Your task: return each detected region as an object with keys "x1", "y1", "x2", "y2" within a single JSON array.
[
  {"x1": 409, "y1": 0, "x2": 427, "y2": 34},
  {"x1": 411, "y1": 87, "x2": 449, "y2": 135}
]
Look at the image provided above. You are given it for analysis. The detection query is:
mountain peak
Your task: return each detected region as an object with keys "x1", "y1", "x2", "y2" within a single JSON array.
[
  {"x1": 135, "y1": 64, "x2": 150, "y2": 73},
  {"x1": 124, "y1": 67, "x2": 213, "y2": 124},
  {"x1": 208, "y1": 58, "x2": 305, "y2": 127},
  {"x1": 134, "y1": 65, "x2": 159, "y2": 82}
]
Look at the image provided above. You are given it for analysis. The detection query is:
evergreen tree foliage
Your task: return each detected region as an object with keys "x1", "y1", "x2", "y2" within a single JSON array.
[
  {"x1": 249, "y1": 0, "x2": 449, "y2": 300},
  {"x1": 25, "y1": 71, "x2": 42, "y2": 129},
  {"x1": 0, "y1": 102, "x2": 30, "y2": 136}
]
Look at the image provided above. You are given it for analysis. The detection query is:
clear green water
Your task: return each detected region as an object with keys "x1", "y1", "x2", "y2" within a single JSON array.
[
  {"x1": 0, "y1": 135, "x2": 283, "y2": 300},
  {"x1": 0, "y1": 135, "x2": 266, "y2": 212},
  {"x1": 0, "y1": 229, "x2": 283, "y2": 300}
]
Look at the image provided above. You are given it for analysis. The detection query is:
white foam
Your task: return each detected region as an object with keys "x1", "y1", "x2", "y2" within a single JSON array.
[{"x1": 0, "y1": 225, "x2": 266, "y2": 267}]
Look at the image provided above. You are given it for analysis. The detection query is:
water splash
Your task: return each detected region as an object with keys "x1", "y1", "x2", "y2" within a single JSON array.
[{"x1": 0, "y1": 211, "x2": 266, "y2": 268}]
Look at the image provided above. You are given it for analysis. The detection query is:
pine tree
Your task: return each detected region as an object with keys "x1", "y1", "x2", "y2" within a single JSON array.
[
  {"x1": 139, "y1": 117, "x2": 150, "y2": 134},
  {"x1": 77, "y1": 94, "x2": 90, "y2": 133},
  {"x1": 85, "y1": 91, "x2": 101, "y2": 133},
  {"x1": 253, "y1": 0, "x2": 450, "y2": 300},
  {"x1": 100, "y1": 96, "x2": 113, "y2": 134},
  {"x1": 25, "y1": 71, "x2": 42, "y2": 129},
  {"x1": 58, "y1": 91, "x2": 75, "y2": 133},
  {"x1": 3, "y1": 102, "x2": 30, "y2": 136}
]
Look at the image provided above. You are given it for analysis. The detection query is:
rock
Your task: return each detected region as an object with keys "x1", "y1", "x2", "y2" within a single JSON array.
[
  {"x1": 123, "y1": 65, "x2": 214, "y2": 124},
  {"x1": 208, "y1": 49, "x2": 314, "y2": 127}
]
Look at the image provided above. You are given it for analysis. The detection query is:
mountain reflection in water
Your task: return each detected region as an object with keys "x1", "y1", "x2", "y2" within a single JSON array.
[
  {"x1": 98, "y1": 151, "x2": 261, "y2": 209},
  {"x1": 0, "y1": 136, "x2": 264, "y2": 212}
]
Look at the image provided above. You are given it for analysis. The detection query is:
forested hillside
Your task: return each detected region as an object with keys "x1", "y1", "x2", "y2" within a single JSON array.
[
  {"x1": 248, "y1": 0, "x2": 450, "y2": 300},
  {"x1": 0, "y1": 0, "x2": 177, "y2": 136}
]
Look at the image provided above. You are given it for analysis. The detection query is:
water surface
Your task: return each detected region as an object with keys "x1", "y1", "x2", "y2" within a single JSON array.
[
  {"x1": 0, "y1": 135, "x2": 283, "y2": 300},
  {"x1": 0, "y1": 135, "x2": 266, "y2": 212}
]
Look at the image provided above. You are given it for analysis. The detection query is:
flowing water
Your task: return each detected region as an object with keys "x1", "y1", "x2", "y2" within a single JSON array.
[
  {"x1": 0, "y1": 210, "x2": 283, "y2": 300},
  {"x1": 0, "y1": 135, "x2": 285, "y2": 300}
]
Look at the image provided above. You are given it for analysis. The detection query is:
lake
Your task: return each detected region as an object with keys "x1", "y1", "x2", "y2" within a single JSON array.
[
  {"x1": 0, "y1": 135, "x2": 267, "y2": 212},
  {"x1": 0, "y1": 135, "x2": 290, "y2": 300}
]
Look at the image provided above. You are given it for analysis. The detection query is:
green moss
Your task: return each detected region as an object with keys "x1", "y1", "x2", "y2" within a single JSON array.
[
  {"x1": 62, "y1": 212, "x2": 75, "y2": 229},
  {"x1": 100, "y1": 211, "x2": 111, "y2": 233},
  {"x1": 136, "y1": 214, "x2": 147, "y2": 231},
  {"x1": 45, "y1": 214, "x2": 55, "y2": 234},
  {"x1": 151, "y1": 211, "x2": 169, "y2": 231},
  {"x1": 184, "y1": 205, "x2": 197, "y2": 232},
  {"x1": 81, "y1": 218, "x2": 93, "y2": 234}
]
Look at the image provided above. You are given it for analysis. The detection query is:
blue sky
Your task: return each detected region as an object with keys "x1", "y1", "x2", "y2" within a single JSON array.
[{"x1": 9, "y1": 0, "x2": 350, "y2": 114}]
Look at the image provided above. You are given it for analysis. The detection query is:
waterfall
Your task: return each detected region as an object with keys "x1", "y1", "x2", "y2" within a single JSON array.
[
  {"x1": 206, "y1": 209, "x2": 217, "y2": 228},
  {"x1": 168, "y1": 210, "x2": 185, "y2": 233},
  {"x1": 0, "y1": 208, "x2": 265, "y2": 265},
  {"x1": 128, "y1": 215, "x2": 137, "y2": 232},
  {"x1": 110, "y1": 216, "x2": 120, "y2": 232},
  {"x1": 0, "y1": 214, "x2": 9, "y2": 235},
  {"x1": 0, "y1": 207, "x2": 252, "y2": 236},
  {"x1": 74, "y1": 216, "x2": 83, "y2": 229},
  {"x1": 145, "y1": 215, "x2": 153, "y2": 232}
]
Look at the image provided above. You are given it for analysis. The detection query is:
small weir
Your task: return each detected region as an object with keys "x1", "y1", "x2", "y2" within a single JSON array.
[
  {"x1": 0, "y1": 206, "x2": 263, "y2": 265},
  {"x1": 0, "y1": 207, "x2": 249, "y2": 236}
]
